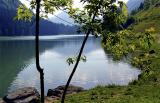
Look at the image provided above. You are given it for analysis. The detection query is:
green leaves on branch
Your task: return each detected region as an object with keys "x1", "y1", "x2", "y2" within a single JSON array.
[
  {"x1": 66, "y1": 0, "x2": 130, "y2": 60},
  {"x1": 102, "y1": 28, "x2": 156, "y2": 60},
  {"x1": 67, "y1": 0, "x2": 128, "y2": 35},
  {"x1": 15, "y1": 0, "x2": 72, "y2": 21},
  {"x1": 102, "y1": 30, "x2": 133, "y2": 60},
  {"x1": 14, "y1": 5, "x2": 33, "y2": 21},
  {"x1": 130, "y1": 28, "x2": 156, "y2": 70},
  {"x1": 41, "y1": 0, "x2": 72, "y2": 14},
  {"x1": 66, "y1": 55, "x2": 87, "y2": 65},
  {"x1": 131, "y1": 53, "x2": 152, "y2": 69}
]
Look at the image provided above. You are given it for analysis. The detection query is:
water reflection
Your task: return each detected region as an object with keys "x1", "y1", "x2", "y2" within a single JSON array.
[{"x1": 0, "y1": 36, "x2": 140, "y2": 96}]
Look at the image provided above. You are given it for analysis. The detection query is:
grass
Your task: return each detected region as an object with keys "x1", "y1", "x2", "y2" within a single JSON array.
[
  {"x1": 54, "y1": 85, "x2": 160, "y2": 103},
  {"x1": 54, "y1": 5, "x2": 160, "y2": 103},
  {"x1": 131, "y1": 7, "x2": 160, "y2": 33}
]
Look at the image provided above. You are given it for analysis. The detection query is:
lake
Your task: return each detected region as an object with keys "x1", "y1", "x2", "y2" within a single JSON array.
[{"x1": 0, "y1": 35, "x2": 141, "y2": 96}]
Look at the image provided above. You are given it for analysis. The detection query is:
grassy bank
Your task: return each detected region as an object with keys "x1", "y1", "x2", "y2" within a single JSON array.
[
  {"x1": 56, "y1": 85, "x2": 160, "y2": 103},
  {"x1": 131, "y1": 7, "x2": 160, "y2": 33}
]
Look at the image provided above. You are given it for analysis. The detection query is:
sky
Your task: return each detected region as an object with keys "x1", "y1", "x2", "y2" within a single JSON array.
[
  {"x1": 19, "y1": 0, "x2": 129, "y2": 18},
  {"x1": 19, "y1": 0, "x2": 85, "y2": 16}
]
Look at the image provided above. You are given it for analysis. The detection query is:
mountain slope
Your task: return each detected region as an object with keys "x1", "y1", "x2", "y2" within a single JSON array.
[
  {"x1": 127, "y1": 0, "x2": 144, "y2": 12},
  {"x1": 0, "y1": 0, "x2": 77, "y2": 36},
  {"x1": 0, "y1": 0, "x2": 20, "y2": 10},
  {"x1": 49, "y1": 12, "x2": 74, "y2": 26},
  {"x1": 130, "y1": 0, "x2": 160, "y2": 33},
  {"x1": 0, "y1": 0, "x2": 33, "y2": 35}
]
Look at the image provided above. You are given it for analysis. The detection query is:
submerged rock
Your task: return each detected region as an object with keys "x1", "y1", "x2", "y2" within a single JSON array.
[
  {"x1": 3, "y1": 87, "x2": 40, "y2": 103},
  {"x1": 47, "y1": 85, "x2": 84, "y2": 97}
]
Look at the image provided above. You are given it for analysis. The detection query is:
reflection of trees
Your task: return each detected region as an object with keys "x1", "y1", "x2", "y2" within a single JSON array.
[
  {"x1": 0, "y1": 40, "x2": 59, "y2": 96},
  {"x1": 40, "y1": 37, "x2": 101, "y2": 55},
  {"x1": 0, "y1": 37, "x2": 100, "y2": 96},
  {"x1": 0, "y1": 41, "x2": 35, "y2": 96}
]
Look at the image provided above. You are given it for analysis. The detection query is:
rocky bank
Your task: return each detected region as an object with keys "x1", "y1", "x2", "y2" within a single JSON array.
[{"x1": 1, "y1": 85, "x2": 84, "y2": 103}]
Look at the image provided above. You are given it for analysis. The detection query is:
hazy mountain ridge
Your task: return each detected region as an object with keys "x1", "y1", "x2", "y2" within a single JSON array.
[
  {"x1": 50, "y1": 0, "x2": 145, "y2": 25},
  {"x1": 0, "y1": 0, "x2": 20, "y2": 10},
  {"x1": 0, "y1": 0, "x2": 77, "y2": 36},
  {"x1": 127, "y1": 0, "x2": 144, "y2": 12},
  {"x1": 0, "y1": 0, "x2": 146, "y2": 36},
  {"x1": 49, "y1": 12, "x2": 75, "y2": 26}
]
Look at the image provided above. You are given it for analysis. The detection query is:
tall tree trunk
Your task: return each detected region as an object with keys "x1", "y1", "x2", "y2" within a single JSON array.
[
  {"x1": 61, "y1": 1, "x2": 103, "y2": 103},
  {"x1": 35, "y1": 0, "x2": 44, "y2": 103}
]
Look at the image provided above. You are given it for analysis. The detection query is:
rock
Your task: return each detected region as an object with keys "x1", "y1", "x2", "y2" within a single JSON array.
[
  {"x1": 3, "y1": 87, "x2": 40, "y2": 103},
  {"x1": 149, "y1": 50, "x2": 155, "y2": 54},
  {"x1": 47, "y1": 85, "x2": 84, "y2": 97},
  {"x1": 45, "y1": 96, "x2": 60, "y2": 103},
  {"x1": 47, "y1": 89, "x2": 63, "y2": 97},
  {"x1": 155, "y1": 3, "x2": 160, "y2": 7},
  {"x1": 0, "y1": 98, "x2": 6, "y2": 103}
]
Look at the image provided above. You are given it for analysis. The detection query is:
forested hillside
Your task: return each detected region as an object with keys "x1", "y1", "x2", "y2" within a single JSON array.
[
  {"x1": 130, "y1": 0, "x2": 160, "y2": 33},
  {"x1": 0, "y1": 0, "x2": 77, "y2": 36}
]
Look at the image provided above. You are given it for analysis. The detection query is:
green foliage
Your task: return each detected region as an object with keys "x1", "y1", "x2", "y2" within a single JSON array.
[
  {"x1": 102, "y1": 28, "x2": 156, "y2": 60},
  {"x1": 14, "y1": 5, "x2": 33, "y2": 21},
  {"x1": 102, "y1": 30, "x2": 132, "y2": 60},
  {"x1": 67, "y1": 0, "x2": 128, "y2": 35},
  {"x1": 66, "y1": 56, "x2": 87, "y2": 65},
  {"x1": 15, "y1": 0, "x2": 72, "y2": 21},
  {"x1": 131, "y1": 52, "x2": 154, "y2": 69},
  {"x1": 62, "y1": 0, "x2": 129, "y2": 67},
  {"x1": 30, "y1": 0, "x2": 72, "y2": 17},
  {"x1": 102, "y1": 3, "x2": 128, "y2": 32}
]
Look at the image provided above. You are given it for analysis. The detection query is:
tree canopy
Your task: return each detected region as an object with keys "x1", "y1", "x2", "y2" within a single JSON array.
[
  {"x1": 15, "y1": 0, "x2": 72, "y2": 20},
  {"x1": 67, "y1": 0, "x2": 128, "y2": 35}
]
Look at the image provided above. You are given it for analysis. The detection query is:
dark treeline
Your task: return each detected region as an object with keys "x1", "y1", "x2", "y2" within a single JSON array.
[{"x1": 0, "y1": 0, "x2": 77, "y2": 36}]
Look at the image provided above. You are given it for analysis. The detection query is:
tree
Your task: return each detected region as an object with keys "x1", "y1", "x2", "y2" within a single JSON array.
[
  {"x1": 16, "y1": 0, "x2": 128, "y2": 103},
  {"x1": 64, "y1": 4, "x2": 156, "y2": 103},
  {"x1": 16, "y1": 0, "x2": 72, "y2": 103},
  {"x1": 35, "y1": 1, "x2": 44, "y2": 103},
  {"x1": 61, "y1": 0, "x2": 128, "y2": 102},
  {"x1": 34, "y1": 0, "x2": 72, "y2": 103}
]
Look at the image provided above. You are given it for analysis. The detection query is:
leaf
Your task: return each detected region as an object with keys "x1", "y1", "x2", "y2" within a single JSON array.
[{"x1": 66, "y1": 55, "x2": 87, "y2": 66}]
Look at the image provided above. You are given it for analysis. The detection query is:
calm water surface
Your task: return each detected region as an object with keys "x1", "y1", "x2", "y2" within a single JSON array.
[{"x1": 0, "y1": 35, "x2": 141, "y2": 96}]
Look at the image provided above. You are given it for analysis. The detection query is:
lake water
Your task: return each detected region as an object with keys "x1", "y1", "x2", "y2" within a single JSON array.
[{"x1": 0, "y1": 35, "x2": 141, "y2": 96}]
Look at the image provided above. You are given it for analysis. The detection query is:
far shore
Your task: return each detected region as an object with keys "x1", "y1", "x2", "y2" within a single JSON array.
[{"x1": 0, "y1": 34, "x2": 95, "y2": 41}]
